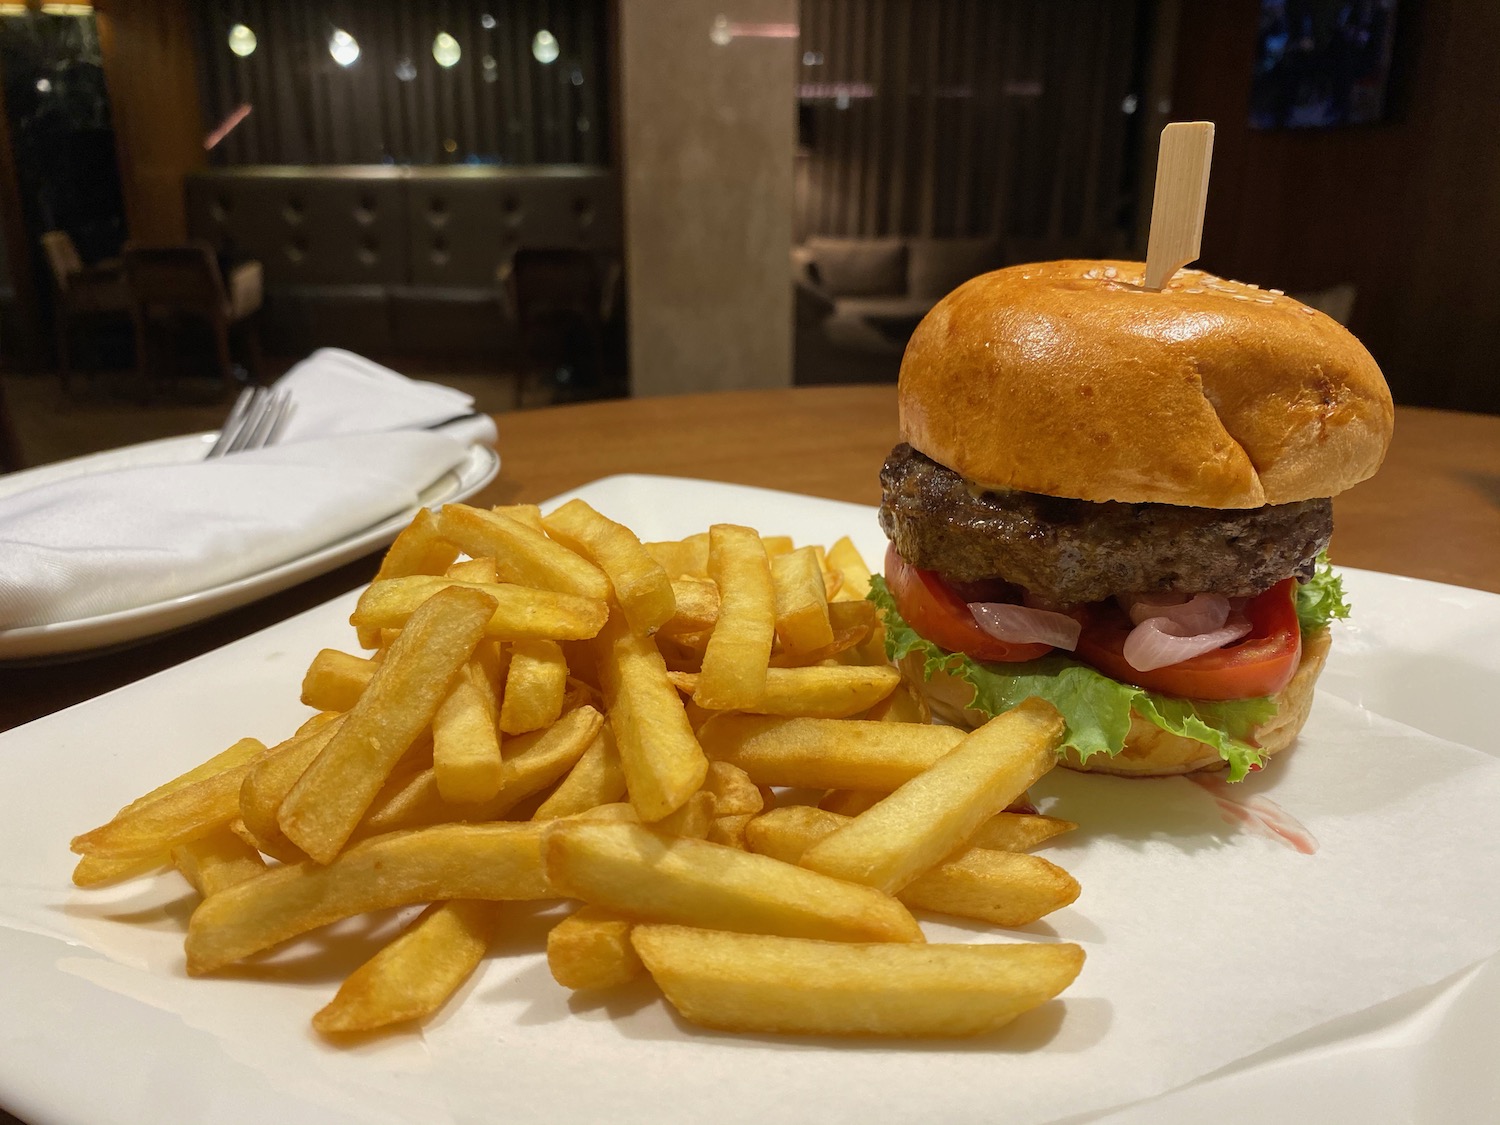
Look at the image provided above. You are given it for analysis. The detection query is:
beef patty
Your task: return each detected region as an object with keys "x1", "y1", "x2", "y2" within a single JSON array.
[{"x1": 879, "y1": 444, "x2": 1332, "y2": 605}]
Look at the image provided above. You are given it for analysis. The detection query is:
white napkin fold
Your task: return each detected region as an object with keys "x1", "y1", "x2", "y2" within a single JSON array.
[{"x1": 0, "y1": 351, "x2": 498, "y2": 630}]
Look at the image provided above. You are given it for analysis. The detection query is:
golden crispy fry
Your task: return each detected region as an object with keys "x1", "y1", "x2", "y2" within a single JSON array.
[
  {"x1": 543, "y1": 499, "x2": 676, "y2": 635},
  {"x1": 300, "y1": 649, "x2": 377, "y2": 713},
  {"x1": 769, "y1": 599, "x2": 876, "y2": 667},
  {"x1": 373, "y1": 507, "x2": 461, "y2": 583},
  {"x1": 492, "y1": 502, "x2": 545, "y2": 532},
  {"x1": 818, "y1": 789, "x2": 883, "y2": 817},
  {"x1": 445, "y1": 556, "x2": 499, "y2": 584},
  {"x1": 798, "y1": 699, "x2": 1064, "y2": 894},
  {"x1": 70, "y1": 737, "x2": 269, "y2": 860},
  {"x1": 760, "y1": 535, "x2": 794, "y2": 557},
  {"x1": 547, "y1": 905, "x2": 644, "y2": 991},
  {"x1": 632, "y1": 926, "x2": 1085, "y2": 1037},
  {"x1": 707, "y1": 813, "x2": 755, "y2": 850},
  {"x1": 313, "y1": 900, "x2": 500, "y2": 1034},
  {"x1": 279, "y1": 586, "x2": 496, "y2": 864},
  {"x1": 861, "y1": 677, "x2": 932, "y2": 723},
  {"x1": 659, "y1": 576, "x2": 720, "y2": 637},
  {"x1": 171, "y1": 827, "x2": 267, "y2": 897},
  {"x1": 351, "y1": 575, "x2": 608, "y2": 642},
  {"x1": 745, "y1": 805, "x2": 1079, "y2": 927},
  {"x1": 698, "y1": 715, "x2": 964, "y2": 790},
  {"x1": 71, "y1": 735, "x2": 271, "y2": 885},
  {"x1": 592, "y1": 610, "x2": 708, "y2": 822},
  {"x1": 643, "y1": 533, "x2": 709, "y2": 579},
  {"x1": 433, "y1": 670, "x2": 503, "y2": 804},
  {"x1": 972, "y1": 812, "x2": 1076, "y2": 850},
  {"x1": 238, "y1": 718, "x2": 349, "y2": 862},
  {"x1": 651, "y1": 790, "x2": 716, "y2": 839},
  {"x1": 693, "y1": 525, "x2": 775, "y2": 711},
  {"x1": 531, "y1": 723, "x2": 628, "y2": 820},
  {"x1": 436, "y1": 503, "x2": 611, "y2": 601},
  {"x1": 701, "y1": 761, "x2": 763, "y2": 818},
  {"x1": 543, "y1": 821, "x2": 922, "y2": 944},
  {"x1": 186, "y1": 823, "x2": 552, "y2": 975},
  {"x1": 771, "y1": 547, "x2": 835, "y2": 655},
  {"x1": 360, "y1": 706, "x2": 603, "y2": 836},
  {"x1": 675, "y1": 665, "x2": 899, "y2": 720},
  {"x1": 499, "y1": 638, "x2": 568, "y2": 735},
  {"x1": 825, "y1": 537, "x2": 873, "y2": 602}
]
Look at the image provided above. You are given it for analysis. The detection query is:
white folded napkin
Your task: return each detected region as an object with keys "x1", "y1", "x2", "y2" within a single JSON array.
[{"x1": 0, "y1": 352, "x2": 498, "y2": 630}]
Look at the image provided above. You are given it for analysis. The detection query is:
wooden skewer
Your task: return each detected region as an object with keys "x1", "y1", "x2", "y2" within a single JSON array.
[{"x1": 1143, "y1": 122, "x2": 1215, "y2": 291}]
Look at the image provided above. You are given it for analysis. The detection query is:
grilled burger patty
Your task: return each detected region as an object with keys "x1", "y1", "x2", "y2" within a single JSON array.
[{"x1": 879, "y1": 443, "x2": 1332, "y2": 605}]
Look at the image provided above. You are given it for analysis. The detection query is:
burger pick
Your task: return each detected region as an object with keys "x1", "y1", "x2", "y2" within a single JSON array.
[{"x1": 873, "y1": 259, "x2": 1394, "y2": 779}]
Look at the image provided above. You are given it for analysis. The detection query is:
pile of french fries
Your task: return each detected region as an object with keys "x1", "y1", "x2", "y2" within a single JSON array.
[{"x1": 70, "y1": 500, "x2": 1086, "y2": 1039}]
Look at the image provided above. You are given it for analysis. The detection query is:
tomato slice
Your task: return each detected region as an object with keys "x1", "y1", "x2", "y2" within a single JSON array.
[
  {"x1": 884, "y1": 545, "x2": 1053, "y2": 663},
  {"x1": 1072, "y1": 579, "x2": 1302, "y2": 700}
]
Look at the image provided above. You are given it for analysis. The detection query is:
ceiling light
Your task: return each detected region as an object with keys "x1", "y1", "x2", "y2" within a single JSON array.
[
  {"x1": 532, "y1": 29, "x2": 559, "y2": 64},
  {"x1": 228, "y1": 24, "x2": 256, "y2": 58},
  {"x1": 329, "y1": 29, "x2": 359, "y2": 67},
  {"x1": 433, "y1": 32, "x2": 461, "y2": 68},
  {"x1": 481, "y1": 14, "x2": 496, "y2": 30}
]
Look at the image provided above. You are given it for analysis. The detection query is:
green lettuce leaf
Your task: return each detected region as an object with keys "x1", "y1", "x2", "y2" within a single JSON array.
[
  {"x1": 1295, "y1": 551, "x2": 1351, "y2": 633},
  {"x1": 868, "y1": 575, "x2": 1278, "y2": 782}
]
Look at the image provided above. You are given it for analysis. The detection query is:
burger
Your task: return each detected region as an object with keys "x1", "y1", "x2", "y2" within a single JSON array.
[{"x1": 871, "y1": 259, "x2": 1394, "y2": 779}]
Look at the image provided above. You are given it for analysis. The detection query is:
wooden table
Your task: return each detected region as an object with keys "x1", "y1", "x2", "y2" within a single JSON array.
[{"x1": 3, "y1": 387, "x2": 1497, "y2": 734}]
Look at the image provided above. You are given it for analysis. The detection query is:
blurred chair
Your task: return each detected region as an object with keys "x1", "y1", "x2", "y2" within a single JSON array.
[
  {"x1": 501, "y1": 248, "x2": 622, "y2": 402},
  {"x1": 122, "y1": 242, "x2": 264, "y2": 396},
  {"x1": 41, "y1": 230, "x2": 131, "y2": 396}
]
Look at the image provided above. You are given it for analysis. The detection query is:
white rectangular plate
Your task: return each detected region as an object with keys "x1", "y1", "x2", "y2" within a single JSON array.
[{"x1": 1, "y1": 475, "x2": 1497, "y2": 1125}]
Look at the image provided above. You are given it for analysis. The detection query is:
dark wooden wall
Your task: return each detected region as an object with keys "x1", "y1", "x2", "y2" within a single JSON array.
[
  {"x1": 1172, "y1": 0, "x2": 1500, "y2": 413},
  {"x1": 96, "y1": 0, "x2": 206, "y2": 243}
]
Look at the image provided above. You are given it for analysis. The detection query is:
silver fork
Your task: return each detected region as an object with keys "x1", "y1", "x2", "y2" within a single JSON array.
[{"x1": 205, "y1": 387, "x2": 296, "y2": 459}]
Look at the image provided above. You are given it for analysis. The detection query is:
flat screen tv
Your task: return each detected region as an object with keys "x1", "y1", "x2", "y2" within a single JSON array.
[{"x1": 1250, "y1": 0, "x2": 1400, "y2": 129}]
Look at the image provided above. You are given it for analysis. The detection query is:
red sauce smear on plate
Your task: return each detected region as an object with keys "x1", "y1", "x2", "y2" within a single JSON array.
[{"x1": 1189, "y1": 776, "x2": 1319, "y2": 855}]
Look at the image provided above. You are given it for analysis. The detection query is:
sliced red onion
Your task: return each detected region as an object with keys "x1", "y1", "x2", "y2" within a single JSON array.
[
  {"x1": 1122, "y1": 617, "x2": 1252, "y2": 672},
  {"x1": 970, "y1": 602, "x2": 1082, "y2": 651},
  {"x1": 1123, "y1": 592, "x2": 1231, "y2": 633}
]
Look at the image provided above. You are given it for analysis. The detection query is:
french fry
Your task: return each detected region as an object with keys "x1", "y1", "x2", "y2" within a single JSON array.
[
  {"x1": 768, "y1": 599, "x2": 877, "y2": 667},
  {"x1": 825, "y1": 536, "x2": 873, "y2": 602},
  {"x1": 547, "y1": 905, "x2": 644, "y2": 991},
  {"x1": 543, "y1": 821, "x2": 923, "y2": 944},
  {"x1": 186, "y1": 822, "x2": 552, "y2": 975},
  {"x1": 436, "y1": 503, "x2": 611, "y2": 601},
  {"x1": 531, "y1": 723, "x2": 628, "y2": 820},
  {"x1": 818, "y1": 789, "x2": 883, "y2": 817},
  {"x1": 70, "y1": 737, "x2": 269, "y2": 860},
  {"x1": 492, "y1": 502, "x2": 545, "y2": 532},
  {"x1": 707, "y1": 813, "x2": 755, "y2": 850},
  {"x1": 300, "y1": 649, "x2": 377, "y2": 713},
  {"x1": 693, "y1": 525, "x2": 774, "y2": 711},
  {"x1": 700, "y1": 761, "x2": 763, "y2": 817},
  {"x1": 360, "y1": 706, "x2": 603, "y2": 836},
  {"x1": 543, "y1": 498, "x2": 676, "y2": 634},
  {"x1": 361, "y1": 508, "x2": 461, "y2": 648},
  {"x1": 760, "y1": 535, "x2": 794, "y2": 557},
  {"x1": 171, "y1": 827, "x2": 267, "y2": 897},
  {"x1": 643, "y1": 533, "x2": 709, "y2": 579},
  {"x1": 745, "y1": 805, "x2": 1080, "y2": 927},
  {"x1": 798, "y1": 699, "x2": 1065, "y2": 894},
  {"x1": 658, "y1": 576, "x2": 720, "y2": 637},
  {"x1": 632, "y1": 926, "x2": 1085, "y2": 1037},
  {"x1": 445, "y1": 556, "x2": 499, "y2": 584},
  {"x1": 592, "y1": 610, "x2": 708, "y2": 822},
  {"x1": 351, "y1": 575, "x2": 608, "y2": 642},
  {"x1": 971, "y1": 812, "x2": 1077, "y2": 851},
  {"x1": 499, "y1": 639, "x2": 568, "y2": 735},
  {"x1": 698, "y1": 715, "x2": 965, "y2": 790},
  {"x1": 771, "y1": 547, "x2": 835, "y2": 655},
  {"x1": 651, "y1": 790, "x2": 716, "y2": 839},
  {"x1": 279, "y1": 585, "x2": 496, "y2": 864},
  {"x1": 313, "y1": 900, "x2": 500, "y2": 1034},
  {"x1": 433, "y1": 668, "x2": 504, "y2": 804},
  {"x1": 861, "y1": 677, "x2": 932, "y2": 723},
  {"x1": 238, "y1": 718, "x2": 349, "y2": 862},
  {"x1": 674, "y1": 665, "x2": 899, "y2": 720},
  {"x1": 72, "y1": 735, "x2": 271, "y2": 885}
]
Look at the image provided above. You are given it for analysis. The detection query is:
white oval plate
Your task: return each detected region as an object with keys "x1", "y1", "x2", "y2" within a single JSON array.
[{"x1": 0, "y1": 433, "x2": 499, "y2": 662}]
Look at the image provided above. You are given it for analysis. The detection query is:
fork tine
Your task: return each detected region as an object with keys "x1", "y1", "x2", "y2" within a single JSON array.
[
  {"x1": 206, "y1": 387, "x2": 257, "y2": 458},
  {"x1": 222, "y1": 389, "x2": 269, "y2": 456}
]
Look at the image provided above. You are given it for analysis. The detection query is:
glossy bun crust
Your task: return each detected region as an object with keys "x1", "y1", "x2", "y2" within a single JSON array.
[
  {"x1": 898, "y1": 260, "x2": 1394, "y2": 508},
  {"x1": 902, "y1": 627, "x2": 1331, "y2": 777}
]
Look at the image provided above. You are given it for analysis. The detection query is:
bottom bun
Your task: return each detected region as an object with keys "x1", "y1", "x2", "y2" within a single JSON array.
[{"x1": 900, "y1": 626, "x2": 1331, "y2": 778}]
